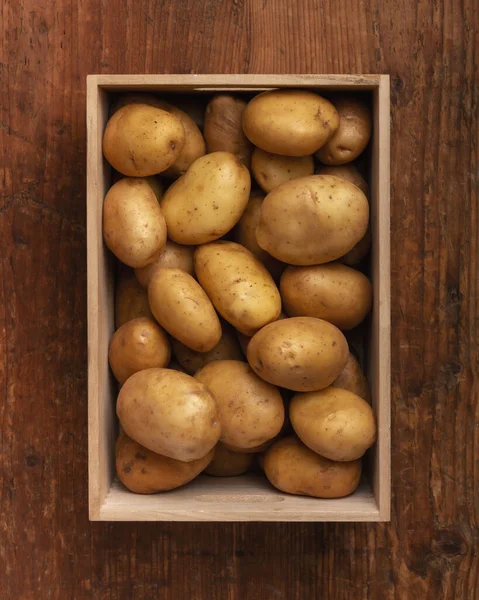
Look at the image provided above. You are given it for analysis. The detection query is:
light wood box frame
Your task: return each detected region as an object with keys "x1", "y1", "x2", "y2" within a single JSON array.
[{"x1": 87, "y1": 74, "x2": 390, "y2": 522}]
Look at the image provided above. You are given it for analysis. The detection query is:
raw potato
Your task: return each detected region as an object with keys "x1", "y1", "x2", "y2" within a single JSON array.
[
  {"x1": 204, "y1": 95, "x2": 253, "y2": 168},
  {"x1": 148, "y1": 268, "x2": 221, "y2": 352},
  {"x1": 242, "y1": 90, "x2": 339, "y2": 156},
  {"x1": 246, "y1": 317, "x2": 349, "y2": 392},
  {"x1": 233, "y1": 192, "x2": 285, "y2": 281},
  {"x1": 145, "y1": 176, "x2": 164, "y2": 202},
  {"x1": 332, "y1": 352, "x2": 371, "y2": 403},
  {"x1": 290, "y1": 387, "x2": 377, "y2": 461},
  {"x1": 134, "y1": 240, "x2": 195, "y2": 288},
  {"x1": 108, "y1": 317, "x2": 171, "y2": 384},
  {"x1": 256, "y1": 174, "x2": 369, "y2": 265},
  {"x1": 251, "y1": 148, "x2": 314, "y2": 193},
  {"x1": 115, "y1": 270, "x2": 153, "y2": 328},
  {"x1": 161, "y1": 152, "x2": 251, "y2": 244},
  {"x1": 103, "y1": 103, "x2": 185, "y2": 176},
  {"x1": 205, "y1": 442, "x2": 254, "y2": 476},
  {"x1": 316, "y1": 97, "x2": 372, "y2": 165},
  {"x1": 172, "y1": 323, "x2": 243, "y2": 375},
  {"x1": 341, "y1": 225, "x2": 372, "y2": 265},
  {"x1": 280, "y1": 262, "x2": 373, "y2": 330},
  {"x1": 264, "y1": 436, "x2": 362, "y2": 498},
  {"x1": 103, "y1": 178, "x2": 167, "y2": 268},
  {"x1": 117, "y1": 368, "x2": 221, "y2": 461},
  {"x1": 194, "y1": 241, "x2": 282, "y2": 336},
  {"x1": 195, "y1": 361, "x2": 284, "y2": 450}
]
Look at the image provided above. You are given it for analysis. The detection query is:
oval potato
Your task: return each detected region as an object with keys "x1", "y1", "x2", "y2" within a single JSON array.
[
  {"x1": 332, "y1": 352, "x2": 371, "y2": 403},
  {"x1": 205, "y1": 442, "x2": 254, "y2": 476},
  {"x1": 252, "y1": 148, "x2": 314, "y2": 193},
  {"x1": 194, "y1": 241, "x2": 282, "y2": 336},
  {"x1": 247, "y1": 317, "x2": 349, "y2": 392},
  {"x1": 135, "y1": 240, "x2": 195, "y2": 288},
  {"x1": 115, "y1": 270, "x2": 154, "y2": 328}
]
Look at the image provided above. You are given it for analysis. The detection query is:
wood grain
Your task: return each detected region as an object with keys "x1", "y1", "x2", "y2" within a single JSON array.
[{"x1": 0, "y1": 0, "x2": 477, "y2": 598}]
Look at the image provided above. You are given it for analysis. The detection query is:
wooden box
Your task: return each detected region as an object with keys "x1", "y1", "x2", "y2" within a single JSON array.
[{"x1": 87, "y1": 75, "x2": 390, "y2": 522}]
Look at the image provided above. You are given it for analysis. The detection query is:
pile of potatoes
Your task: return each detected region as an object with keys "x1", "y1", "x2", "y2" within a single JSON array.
[{"x1": 103, "y1": 88, "x2": 376, "y2": 499}]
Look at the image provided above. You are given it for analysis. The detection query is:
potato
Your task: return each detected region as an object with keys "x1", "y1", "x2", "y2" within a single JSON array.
[
  {"x1": 316, "y1": 164, "x2": 368, "y2": 195},
  {"x1": 290, "y1": 387, "x2": 376, "y2": 461},
  {"x1": 148, "y1": 268, "x2": 221, "y2": 352},
  {"x1": 280, "y1": 262, "x2": 373, "y2": 330},
  {"x1": 161, "y1": 152, "x2": 251, "y2": 245},
  {"x1": 103, "y1": 178, "x2": 167, "y2": 268},
  {"x1": 316, "y1": 97, "x2": 372, "y2": 165},
  {"x1": 194, "y1": 241, "x2": 282, "y2": 336},
  {"x1": 242, "y1": 90, "x2": 339, "y2": 156},
  {"x1": 223, "y1": 440, "x2": 274, "y2": 454},
  {"x1": 264, "y1": 436, "x2": 362, "y2": 498},
  {"x1": 340, "y1": 225, "x2": 372, "y2": 265},
  {"x1": 115, "y1": 270, "x2": 153, "y2": 328},
  {"x1": 195, "y1": 361, "x2": 284, "y2": 450},
  {"x1": 103, "y1": 103, "x2": 185, "y2": 176},
  {"x1": 204, "y1": 95, "x2": 253, "y2": 168},
  {"x1": 251, "y1": 148, "x2": 314, "y2": 193},
  {"x1": 172, "y1": 323, "x2": 243, "y2": 375},
  {"x1": 256, "y1": 174, "x2": 369, "y2": 265},
  {"x1": 247, "y1": 317, "x2": 348, "y2": 392},
  {"x1": 116, "y1": 433, "x2": 213, "y2": 493},
  {"x1": 117, "y1": 368, "x2": 221, "y2": 461},
  {"x1": 233, "y1": 191, "x2": 285, "y2": 281},
  {"x1": 332, "y1": 352, "x2": 371, "y2": 403},
  {"x1": 134, "y1": 240, "x2": 195, "y2": 288},
  {"x1": 145, "y1": 176, "x2": 164, "y2": 202},
  {"x1": 108, "y1": 317, "x2": 171, "y2": 384},
  {"x1": 204, "y1": 442, "x2": 254, "y2": 476}
]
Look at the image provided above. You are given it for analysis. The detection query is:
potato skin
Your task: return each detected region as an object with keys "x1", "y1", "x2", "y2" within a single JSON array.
[
  {"x1": 252, "y1": 149, "x2": 314, "y2": 193},
  {"x1": 243, "y1": 90, "x2": 339, "y2": 156},
  {"x1": 290, "y1": 387, "x2": 377, "y2": 461},
  {"x1": 204, "y1": 442, "x2": 254, "y2": 476},
  {"x1": 134, "y1": 240, "x2": 195, "y2": 288},
  {"x1": 194, "y1": 241, "x2": 282, "y2": 336},
  {"x1": 117, "y1": 368, "x2": 221, "y2": 461},
  {"x1": 116, "y1": 433, "x2": 213, "y2": 493},
  {"x1": 316, "y1": 97, "x2": 372, "y2": 165},
  {"x1": 161, "y1": 152, "x2": 251, "y2": 245},
  {"x1": 246, "y1": 317, "x2": 349, "y2": 392},
  {"x1": 280, "y1": 262, "x2": 372, "y2": 330},
  {"x1": 204, "y1": 95, "x2": 253, "y2": 168},
  {"x1": 332, "y1": 352, "x2": 371, "y2": 403},
  {"x1": 148, "y1": 268, "x2": 221, "y2": 352},
  {"x1": 115, "y1": 270, "x2": 154, "y2": 328},
  {"x1": 264, "y1": 436, "x2": 362, "y2": 498},
  {"x1": 108, "y1": 317, "x2": 171, "y2": 384},
  {"x1": 103, "y1": 178, "x2": 167, "y2": 268},
  {"x1": 103, "y1": 103, "x2": 185, "y2": 176},
  {"x1": 256, "y1": 174, "x2": 369, "y2": 265},
  {"x1": 195, "y1": 360, "x2": 284, "y2": 450}
]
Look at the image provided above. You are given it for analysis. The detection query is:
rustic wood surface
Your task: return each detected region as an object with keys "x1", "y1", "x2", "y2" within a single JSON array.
[{"x1": 0, "y1": 0, "x2": 477, "y2": 598}]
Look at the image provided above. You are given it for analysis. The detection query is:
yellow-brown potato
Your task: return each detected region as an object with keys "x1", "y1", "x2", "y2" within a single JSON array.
[
  {"x1": 233, "y1": 192, "x2": 285, "y2": 281},
  {"x1": 247, "y1": 317, "x2": 349, "y2": 392},
  {"x1": 280, "y1": 262, "x2": 372, "y2": 330},
  {"x1": 243, "y1": 90, "x2": 339, "y2": 156},
  {"x1": 195, "y1": 361, "x2": 284, "y2": 450},
  {"x1": 115, "y1": 270, "x2": 153, "y2": 328},
  {"x1": 194, "y1": 241, "x2": 282, "y2": 336},
  {"x1": 103, "y1": 178, "x2": 167, "y2": 268},
  {"x1": 148, "y1": 268, "x2": 221, "y2": 352},
  {"x1": 316, "y1": 97, "x2": 372, "y2": 165},
  {"x1": 204, "y1": 442, "x2": 254, "y2": 476},
  {"x1": 340, "y1": 225, "x2": 372, "y2": 265},
  {"x1": 256, "y1": 174, "x2": 369, "y2": 265},
  {"x1": 204, "y1": 95, "x2": 253, "y2": 168},
  {"x1": 110, "y1": 172, "x2": 164, "y2": 201},
  {"x1": 290, "y1": 387, "x2": 377, "y2": 461},
  {"x1": 117, "y1": 368, "x2": 221, "y2": 461},
  {"x1": 264, "y1": 436, "x2": 362, "y2": 498},
  {"x1": 332, "y1": 352, "x2": 371, "y2": 403},
  {"x1": 252, "y1": 148, "x2": 314, "y2": 193},
  {"x1": 161, "y1": 152, "x2": 251, "y2": 244},
  {"x1": 116, "y1": 433, "x2": 214, "y2": 493},
  {"x1": 108, "y1": 317, "x2": 171, "y2": 384},
  {"x1": 103, "y1": 103, "x2": 185, "y2": 176},
  {"x1": 235, "y1": 311, "x2": 288, "y2": 357},
  {"x1": 172, "y1": 323, "x2": 243, "y2": 375},
  {"x1": 134, "y1": 240, "x2": 195, "y2": 288}
]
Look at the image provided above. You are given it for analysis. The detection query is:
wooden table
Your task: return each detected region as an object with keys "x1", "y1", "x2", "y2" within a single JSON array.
[{"x1": 1, "y1": 1, "x2": 477, "y2": 598}]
